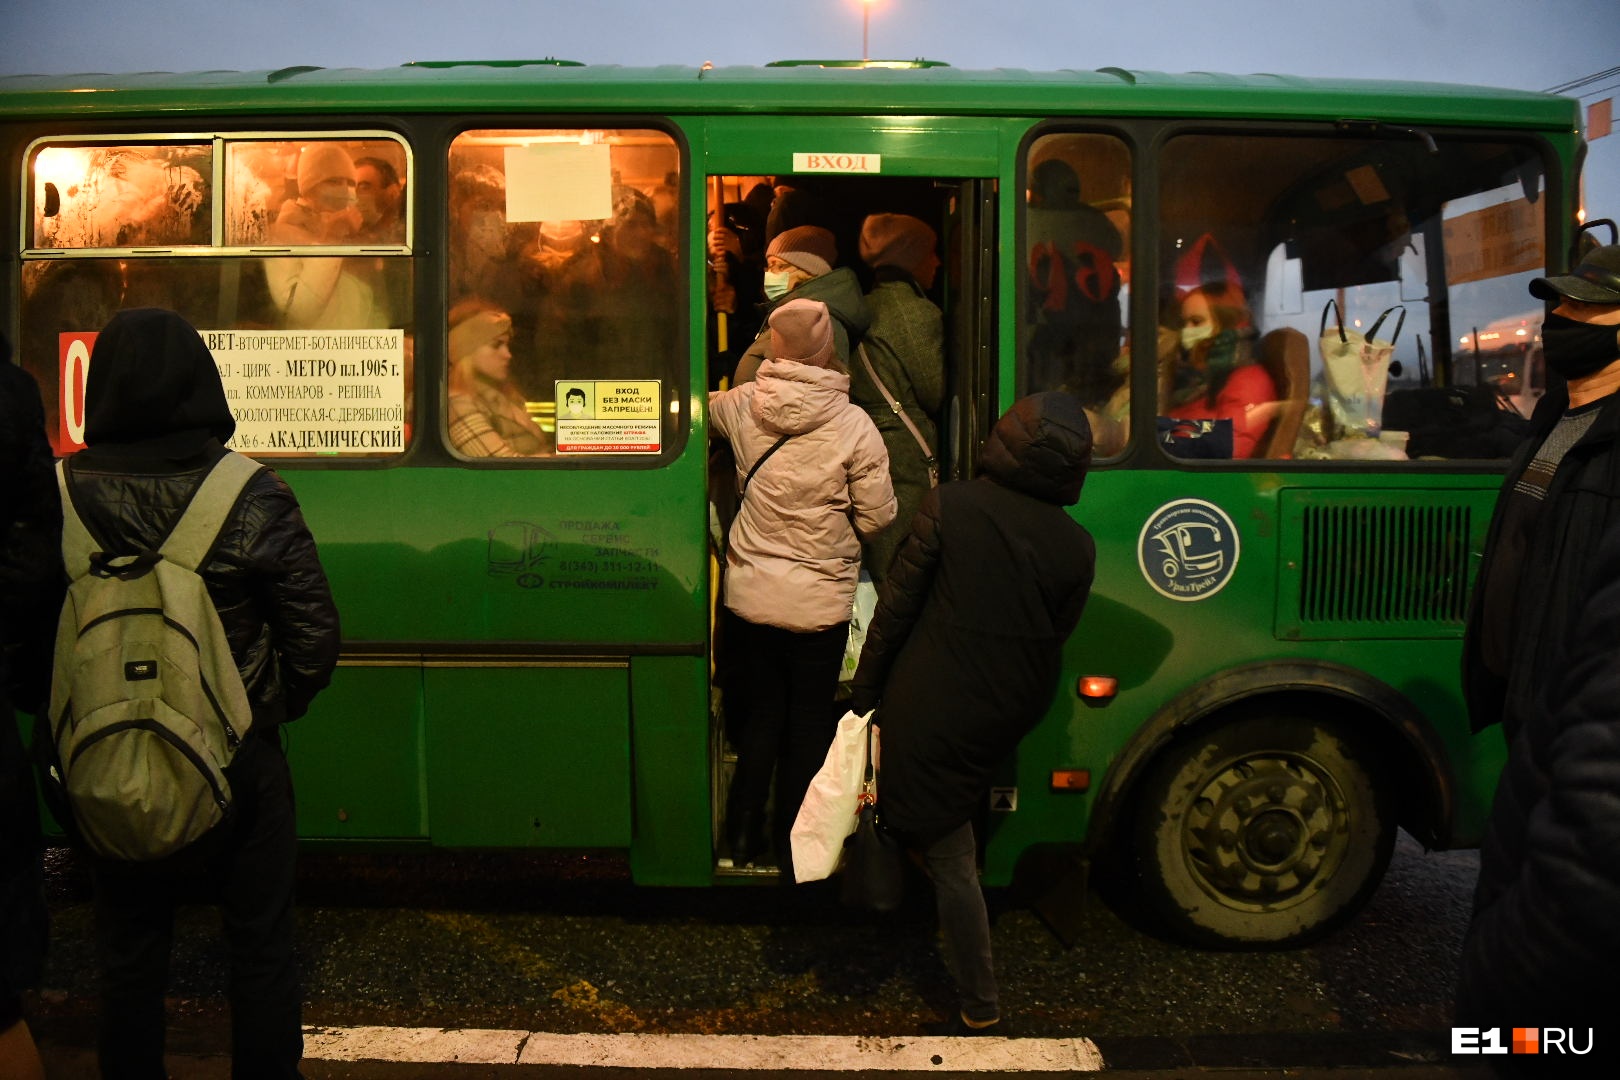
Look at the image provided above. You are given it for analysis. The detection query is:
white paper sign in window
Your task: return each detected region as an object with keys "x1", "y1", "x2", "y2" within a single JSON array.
[{"x1": 504, "y1": 143, "x2": 613, "y2": 223}]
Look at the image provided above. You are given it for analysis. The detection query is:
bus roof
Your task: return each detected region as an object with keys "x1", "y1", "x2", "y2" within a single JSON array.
[{"x1": 0, "y1": 62, "x2": 1579, "y2": 132}]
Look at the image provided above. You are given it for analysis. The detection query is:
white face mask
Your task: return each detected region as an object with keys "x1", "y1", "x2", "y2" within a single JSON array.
[
  {"x1": 315, "y1": 184, "x2": 357, "y2": 214},
  {"x1": 763, "y1": 270, "x2": 794, "y2": 301},
  {"x1": 1181, "y1": 324, "x2": 1214, "y2": 351}
]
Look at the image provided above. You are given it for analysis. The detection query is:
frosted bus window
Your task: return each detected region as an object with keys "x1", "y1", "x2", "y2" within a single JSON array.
[
  {"x1": 225, "y1": 138, "x2": 408, "y2": 247},
  {"x1": 29, "y1": 143, "x2": 211, "y2": 249}
]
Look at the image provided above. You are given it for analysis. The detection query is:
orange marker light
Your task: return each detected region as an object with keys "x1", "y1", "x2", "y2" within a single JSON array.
[
  {"x1": 1050, "y1": 769, "x2": 1091, "y2": 792},
  {"x1": 1077, "y1": 675, "x2": 1118, "y2": 700}
]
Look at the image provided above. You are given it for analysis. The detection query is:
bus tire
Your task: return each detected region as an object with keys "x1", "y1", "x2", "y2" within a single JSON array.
[{"x1": 1129, "y1": 711, "x2": 1395, "y2": 949}]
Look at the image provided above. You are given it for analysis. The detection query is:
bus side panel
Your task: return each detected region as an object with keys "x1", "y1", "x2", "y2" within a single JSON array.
[
  {"x1": 292, "y1": 666, "x2": 426, "y2": 840},
  {"x1": 424, "y1": 667, "x2": 631, "y2": 847},
  {"x1": 979, "y1": 470, "x2": 1502, "y2": 882},
  {"x1": 627, "y1": 654, "x2": 712, "y2": 884}
]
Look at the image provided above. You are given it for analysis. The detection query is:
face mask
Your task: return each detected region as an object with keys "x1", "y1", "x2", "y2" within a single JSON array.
[
  {"x1": 1181, "y1": 324, "x2": 1214, "y2": 352},
  {"x1": 1542, "y1": 310, "x2": 1620, "y2": 380},
  {"x1": 763, "y1": 270, "x2": 794, "y2": 301},
  {"x1": 356, "y1": 193, "x2": 380, "y2": 226},
  {"x1": 316, "y1": 186, "x2": 356, "y2": 214}
]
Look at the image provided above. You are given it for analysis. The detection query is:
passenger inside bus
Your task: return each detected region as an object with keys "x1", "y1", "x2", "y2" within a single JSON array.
[
  {"x1": 1161, "y1": 279, "x2": 1278, "y2": 459},
  {"x1": 852, "y1": 212, "x2": 945, "y2": 580},
  {"x1": 354, "y1": 156, "x2": 404, "y2": 245},
  {"x1": 448, "y1": 163, "x2": 549, "y2": 393},
  {"x1": 537, "y1": 190, "x2": 679, "y2": 385},
  {"x1": 446, "y1": 299, "x2": 551, "y2": 458},
  {"x1": 1022, "y1": 159, "x2": 1126, "y2": 446},
  {"x1": 732, "y1": 226, "x2": 869, "y2": 385},
  {"x1": 265, "y1": 143, "x2": 382, "y2": 329}
]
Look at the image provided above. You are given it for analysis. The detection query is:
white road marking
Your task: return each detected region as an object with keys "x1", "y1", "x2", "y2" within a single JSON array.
[{"x1": 302, "y1": 1027, "x2": 1107, "y2": 1071}]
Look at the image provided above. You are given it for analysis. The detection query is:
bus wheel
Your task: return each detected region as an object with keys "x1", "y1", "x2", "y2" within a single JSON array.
[{"x1": 1130, "y1": 713, "x2": 1395, "y2": 948}]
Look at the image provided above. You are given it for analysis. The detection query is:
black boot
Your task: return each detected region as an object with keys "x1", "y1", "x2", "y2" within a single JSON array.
[{"x1": 727, "y1": 808, "x2": 768, "y2": 867}]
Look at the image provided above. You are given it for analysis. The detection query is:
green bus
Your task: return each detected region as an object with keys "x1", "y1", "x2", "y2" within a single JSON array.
[{"x1": 1, "y1": 59, "x2": 1589, "y2": 947}]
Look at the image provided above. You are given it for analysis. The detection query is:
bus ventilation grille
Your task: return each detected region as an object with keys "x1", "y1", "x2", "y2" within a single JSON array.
[{"x1": 1298, "y1": 503, "x2": 1472, "y2": 625}]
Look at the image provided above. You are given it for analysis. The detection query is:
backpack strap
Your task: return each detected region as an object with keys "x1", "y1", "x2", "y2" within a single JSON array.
[
  {"x1": 159, "y1": 452, "x2": 265, "y2": 573},
  {"x1": 56, "y1": 459, "x2": 101, "y2": 581}
]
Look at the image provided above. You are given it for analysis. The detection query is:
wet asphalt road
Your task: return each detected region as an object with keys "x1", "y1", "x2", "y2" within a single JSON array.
[{"x1": 28, "y1": 831, "x2": 1490, "y2": 1074}]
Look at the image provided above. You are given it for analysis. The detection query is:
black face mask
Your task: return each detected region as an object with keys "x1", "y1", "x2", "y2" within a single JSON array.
[{"x1": 1542, "y1": 310, "x2": 1620, "y2": 380}]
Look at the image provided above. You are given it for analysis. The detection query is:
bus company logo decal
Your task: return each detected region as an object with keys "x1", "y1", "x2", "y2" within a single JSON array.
[
  {"x1": 1451, "y1": 1027, "x2": 1594, "y2": 1056},
  {"x1": 1138, "y1": 499, "x2": 1240, "y2": 602}
]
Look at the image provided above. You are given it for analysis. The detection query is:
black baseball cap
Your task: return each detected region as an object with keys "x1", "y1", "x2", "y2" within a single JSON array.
[{"x1": 1530, "y1": 243, "x2": 1620, "y2": 304}]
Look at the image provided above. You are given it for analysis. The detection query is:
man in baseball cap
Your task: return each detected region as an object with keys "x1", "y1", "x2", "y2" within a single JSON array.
[
  {"x1": 1530, "y1": 241, "x2": 1620, "y2": 306},
  {"x1": 1459, "y1": 236, "x2": 1620, "y2": 1042}
]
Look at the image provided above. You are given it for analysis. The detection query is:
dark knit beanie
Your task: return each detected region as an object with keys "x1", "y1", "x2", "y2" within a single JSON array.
[{"x1": 766, "y1": 226, "x2": 837, "y2": 278}]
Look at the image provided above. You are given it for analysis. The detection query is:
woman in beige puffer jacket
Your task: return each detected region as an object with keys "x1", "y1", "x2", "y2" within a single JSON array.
[{"x1": 709, "y1": 298, "x2": 896, "y2": 873}]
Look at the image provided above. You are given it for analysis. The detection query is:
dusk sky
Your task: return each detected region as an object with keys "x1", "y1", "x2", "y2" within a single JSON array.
[{"x1": 2, "y1": 0, "x2": 1616, "y2": 223}]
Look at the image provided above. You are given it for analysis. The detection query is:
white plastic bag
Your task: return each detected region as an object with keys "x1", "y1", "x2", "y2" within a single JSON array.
[
  {"x1": 790, "y1": 710, "x2": 876, "y2": 883},
  {"x1": 1320, "y1": 300, "x2": 1404, "y2": 439},
  {"x1": 838, "y1": 571, "x2": 878, "y2": 685}
]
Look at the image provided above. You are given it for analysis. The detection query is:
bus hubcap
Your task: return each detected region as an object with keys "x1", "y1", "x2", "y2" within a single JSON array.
[{"x1": 1181, "y1": 754, "x2": 1344, "y2": 909}]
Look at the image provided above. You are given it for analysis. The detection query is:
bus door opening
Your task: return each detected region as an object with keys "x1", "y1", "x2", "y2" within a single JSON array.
[{"x1": 702, "y1": 173, "x2": 997, "y2": 873}]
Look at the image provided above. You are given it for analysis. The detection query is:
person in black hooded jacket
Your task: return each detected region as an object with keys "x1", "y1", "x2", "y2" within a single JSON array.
[
  {"x1": 1, "y1": 332, "x2": 58, "y2": 1080},
  {"x1": 60, "y1": 308, "x2": 339, "y2": 1079},
  {"x1": 850, "y1": 391, "x2": 1096, "y2": 1036}
]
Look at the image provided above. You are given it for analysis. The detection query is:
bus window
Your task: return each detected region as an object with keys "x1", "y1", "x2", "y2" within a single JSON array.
[
  {"x1": 224, "y1": 137, "x2": 408, "y2": 249},
  {"x1": 1158, "y1": 133, "x2": 1547, "y2": 462},
  {"x1": 19, "y1": 133, "x2": 414, "y2": 460},
  {"x1": 29, "y1": 142, "x2": 212, "y2": 250},
  {"x1": 446, "y1": 128, "x2": 682, "y2": 460},
  {"x1": 1018, "y1": 133, "x2": 1131, "y2": 456}
]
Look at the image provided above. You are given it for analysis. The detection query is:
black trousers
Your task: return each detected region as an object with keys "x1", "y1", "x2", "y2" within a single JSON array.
[
  {"x1": 1, "y1": 692, "x2": 46, "y2": 1029},
  {"x1": 92, "y1": 732, "x2": 302, "y2": 1080},
  {"x1": 725, "y1": 613, "x2": 848, "y2": 870}
]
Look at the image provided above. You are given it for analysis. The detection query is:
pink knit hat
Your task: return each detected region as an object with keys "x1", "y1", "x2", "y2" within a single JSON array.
[
  {"x1": 859, "y1": 213, "x2": 936, "y2": 277},
  {"x1": 769, "y1": 298, "x2": 836, "y2": 368},
  {"x1": 766, "y1": 225, "x2": 837, "y2": 277}
]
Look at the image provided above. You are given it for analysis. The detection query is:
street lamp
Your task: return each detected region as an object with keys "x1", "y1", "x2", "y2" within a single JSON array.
[{"x1": 862, "y1": 0, "x2": 878, "y2": 62}]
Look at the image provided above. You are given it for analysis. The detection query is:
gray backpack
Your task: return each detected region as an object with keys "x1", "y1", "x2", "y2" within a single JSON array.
[{"x1": 47, "y1": 452, "x2": 262, "y2": 861}]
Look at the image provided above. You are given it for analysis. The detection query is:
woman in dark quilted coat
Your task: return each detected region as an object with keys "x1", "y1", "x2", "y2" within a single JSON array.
[{"x1": 850, "y1": 392, "x2": 1096, "y2": 1035}]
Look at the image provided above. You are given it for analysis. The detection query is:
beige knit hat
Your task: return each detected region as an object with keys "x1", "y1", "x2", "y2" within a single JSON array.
[
  {"x1": 449, "y1": 304, "x2": 512, "y2": 362},
  {"x1": 297, "y1": 143, "x2": 356, "y2": 197},
  {"x1": 769, "y1": 298, "x2": 836, "y2": 368},
  {"x1": 766, "y1": 225, "x2": 837, "y2": 278}
]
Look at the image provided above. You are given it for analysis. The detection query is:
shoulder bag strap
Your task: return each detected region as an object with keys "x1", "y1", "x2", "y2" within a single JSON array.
[
  {"x1": 160, "y1": 451, "x2": 265, "y2": 572},
  {"x1": 739, "y1": 434, "x2": 792, "y2": 499},
  {"x1": 857, "y1": 343, "x2": 938, "y2": 486}
]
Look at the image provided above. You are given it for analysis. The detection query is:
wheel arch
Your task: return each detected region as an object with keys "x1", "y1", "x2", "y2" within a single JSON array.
[{"x1": 1089, "y1": 659, "x2": 1456, "y2": 855}]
